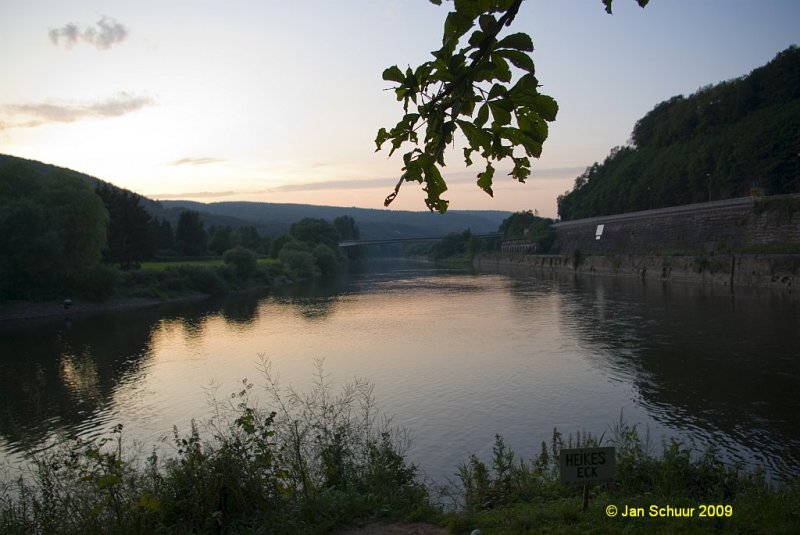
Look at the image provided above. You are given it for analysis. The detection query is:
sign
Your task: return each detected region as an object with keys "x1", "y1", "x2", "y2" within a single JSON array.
[
  {"x1": 595, "y1": 224, "x2": 605, "y2": 240},
  {"x1": 559, "y1": 447, "x2": 615, "y2": 485}
]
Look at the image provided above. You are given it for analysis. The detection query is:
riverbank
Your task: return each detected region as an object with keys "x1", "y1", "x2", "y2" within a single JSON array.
[
  {"x1": 474, "y1": 252, "x2": 800, "y2": 293},
  {"x1": 0, "y1": 294, "x2": 208, "y2": 327}
]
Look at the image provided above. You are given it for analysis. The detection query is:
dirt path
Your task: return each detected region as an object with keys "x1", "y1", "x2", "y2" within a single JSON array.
[{"x1": 334, "y1": 522, "x2": 449, "y2": 535}]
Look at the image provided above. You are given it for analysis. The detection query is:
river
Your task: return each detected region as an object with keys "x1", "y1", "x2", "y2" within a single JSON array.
[{"x1": 1, "y1": 259, "x2": 798, "y2": 484}]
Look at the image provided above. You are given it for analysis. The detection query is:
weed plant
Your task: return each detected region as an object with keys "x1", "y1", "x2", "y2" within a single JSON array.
[
  {"x1": 0, "y1": 358, "x2": 432, "y2": 534},
  {"x1": 446, "y1": 413, "x2": 800, "y2": 534}
]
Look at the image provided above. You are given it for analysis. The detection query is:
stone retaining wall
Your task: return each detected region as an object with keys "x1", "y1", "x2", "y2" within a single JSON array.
[
  {"x1": 551, "y1": 195, "x2": 800, "y2": 255},
  {"x1": 474, "y1": 253, "x2": 799, "y2": 292}
]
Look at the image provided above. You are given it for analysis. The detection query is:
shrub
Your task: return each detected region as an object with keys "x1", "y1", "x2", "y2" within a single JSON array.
[
  {"x1": 73, "y1": 264, "x2": 120, "y2": 301},
  {"x1": 178, "y1": 266, "x2": 227, "y2": 296},
  {"x1": 312, "y1": 243, "x2": 340, "y2": 277},
  {"x1": 223, "y1": 246, "x2": 258, "y2": 279},
  {"x1": 0, "y1": 359, "x2": 431, "y2": 534},
  {"x1": 279, "y1": 248, "x2": 317, "y2": 280}
]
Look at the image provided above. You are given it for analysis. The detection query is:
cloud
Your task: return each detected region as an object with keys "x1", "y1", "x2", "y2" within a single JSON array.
[
  {"x1": 169, "y1": 157, "x2": 226, "y2": 166},
  {"x1": 0, "y1": 92, "x2": 154, "y2": 129},
  {"x1": 151, "y1": 191, "x2": 242, "y2": 200},
  {"x1": 49, "y1": 16, "x2": 128, "y2": 50},
  {"x1": 268, "y1": 166, "x2": 586, "y2": 193},
  {"x1": 147, "y1": 165, "x2": 584, "y2": 201}
]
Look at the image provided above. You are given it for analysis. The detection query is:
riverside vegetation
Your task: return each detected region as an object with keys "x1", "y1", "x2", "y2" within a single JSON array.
[{"x1": 1, "y1": 361, "x2": 798, "y2": 534}]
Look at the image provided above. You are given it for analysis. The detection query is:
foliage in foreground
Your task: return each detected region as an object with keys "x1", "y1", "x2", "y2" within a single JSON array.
[
  {"x1": 445, "y1": 416, "x2": 800, "y2": 534},
  {"x1": 3, "y1": 374, "x2": 799, "y2": 534},
  {"x1": 0, "y1": 360, "x2": 432, "y2": 534}
]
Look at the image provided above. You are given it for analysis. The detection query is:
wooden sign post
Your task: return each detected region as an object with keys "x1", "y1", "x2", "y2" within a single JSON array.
[{"x1": 559, "y1": 447, "x2": 616, "y2": 511}]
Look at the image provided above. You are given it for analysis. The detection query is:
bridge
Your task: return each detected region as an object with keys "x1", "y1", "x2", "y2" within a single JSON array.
[{"x1": 339, "y1": 233, "x2": 503, "y2": 247}]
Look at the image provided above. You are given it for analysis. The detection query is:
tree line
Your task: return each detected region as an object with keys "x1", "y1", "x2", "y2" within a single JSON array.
[{"x1": 0, "y1": 159, "x2": 361, "y2": 300}]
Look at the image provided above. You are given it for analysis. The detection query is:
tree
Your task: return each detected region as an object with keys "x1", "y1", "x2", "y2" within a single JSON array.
[
  {"x1": 223, "y1": 246, "x2": 258, "y2": 279},
  {"x1": 269, "y1": 234, "x2": 293, "y2": 258},
  {"x1": 0, "y1": 163, "x2": 108, "y2": 298},
  {"x1": 95, "y1": 184, "x2": 154, "y2": 269},
  {"x1": 209, "y1": 226, "x2": 234, "y2": 255},
  {"x1": 377, "y1": 0, "x2": 647, "y2": 212},
  {"x1": 152, "y1": 218, "x2": 175, "y2": 252},
  {"x1": 235, "y1": 225, "x2": 262, "y2": 252},
  {"x1": 289, "y1": 218, "x2": 340, "y2": 251},
  {"x1": 175, "y1": 210, "x2": 208, "y2": 256},
  {"x1": 333, "y1": 215, "x2": 360, "y2": 240}
]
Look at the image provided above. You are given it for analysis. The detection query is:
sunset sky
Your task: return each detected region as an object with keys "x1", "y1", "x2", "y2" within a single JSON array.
[{"x1": 1, "y1": 0, "x2": 798, "y2": 217}]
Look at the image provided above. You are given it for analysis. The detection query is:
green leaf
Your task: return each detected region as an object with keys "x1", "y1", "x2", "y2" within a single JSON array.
[
  {"x1": 468, "y1": 29, "x2": 485, "y2": 47},
  {"x1": 457, "y1": 119, "x2": 491, "y2": 150},
  {"x1": 463, "y1": 147, "x2": 474, "y2": 166},
  {"x1": 518, "y1": 113, "x2": 549, "y2": 143},
  {"x1": 488, "y1": 83, "x2": 507, "y2": 100},
  {"x1": 422, "y1": 162, "x2": 449, "y2": 213},
  {"x1": 382, "y1": 66, "x2": 404, "y2": 84},
  {"x1": 490, "y1": 55, "x2": 512, "y2": 82},
  {"x1": 475, "y1": 103, "x2": 489, "y2": 128},
  {"x1": 489, "y1": 101, "x2": 512, "y2": 126},
  {"x1": 510, "y1": 157, "x2": 531, "y2": 182},
  {"x1": 532, "y1": 95, "x2": 559, "y2": 121},
  {"x1": 477, "y1": 161, "x2": 495, "y2": 197},
  {"x1": 137, "y1": 493, "x2": 161, "y2": 512},
  {"x1": 496, "y1": 32, "x2": 533, "y2": 52},
  {"x1": 444, "y1": 12, "x2": 474, "y2": 48},
  {"x1": 375, "y1": 128, "x2": 389, "y2": 151},
  {"x1": 479, "y1": 14, "x2": 497, "y2": 33},
  {"x1": 495, "y1": 49, "x2": 535, "y2": 73},
  {"x1": 454, "y1": 0, "x2": 480, "y2": 19}
]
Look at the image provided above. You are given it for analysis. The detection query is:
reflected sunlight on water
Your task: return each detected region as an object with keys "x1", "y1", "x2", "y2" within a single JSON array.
[{"x1": 1, "y1": 260, "x2": 798, "y2": 483}]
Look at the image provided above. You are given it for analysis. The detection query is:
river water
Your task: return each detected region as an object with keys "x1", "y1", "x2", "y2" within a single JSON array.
[{"x1": 1, "y1": 260, "x2": 798, "y2": 484}]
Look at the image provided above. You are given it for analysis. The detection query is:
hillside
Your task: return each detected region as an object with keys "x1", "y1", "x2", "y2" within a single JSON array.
[
  {"x1": 0, "y1": 154, "x2": 510, "y2": 239},
  {"x1": 557, "y1": 46, "x2": 800, "y2": 220},
  {"x1": 156, "y1": 200, "x2": 509, "y2": 239},
  {"x1": 0, "y1": 154, "x2": 161, "y2": 213}
]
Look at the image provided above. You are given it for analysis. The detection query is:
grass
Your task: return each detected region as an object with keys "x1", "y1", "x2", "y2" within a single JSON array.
[
  {"x1": 140, "y1": 257, "x2": 282, "y2": 272},
  {"x1": 2, "y1": 367, "x2": 798, "y2": 534}
]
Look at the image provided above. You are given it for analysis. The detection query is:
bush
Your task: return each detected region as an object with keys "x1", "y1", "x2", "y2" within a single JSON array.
[
  {"x1": 312, "y1": 243, "x2": 340, "y2": 277},
  {"x1": 72, "y1": 264, "x2": 120, "y2": 301},
  {"x1": 279, "y1": 248, "x2": 317, "y2": 280},
  {"x1": 179, "y1": 266, "x2": 227, "y2": 296},
  {"x1": 223, "y1": 246, "x2": 258, "y2": 279},
  {"x1": 0, "y1": 359, "x2": 431, "y2": 534}
]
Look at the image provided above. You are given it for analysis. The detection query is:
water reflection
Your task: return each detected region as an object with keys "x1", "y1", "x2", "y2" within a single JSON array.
[
  {"x1": 1, "y1": 261, "x2": 798, "y2": 485},
  {"x1": 0, "y1": 310, "x2": 157, "y2": 451},
  {"x1": 507, "y1": 274, "x2": 800, "y2": 479}
]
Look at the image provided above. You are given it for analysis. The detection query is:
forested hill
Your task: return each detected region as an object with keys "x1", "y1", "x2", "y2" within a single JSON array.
[
  {"x1": 0, "y1": 154, "x2": 161, "y2": 213},
  {"x1": 0, "y1": 153, "x2": 510, "y2": 239},
  {"x1": 557, "y1": 46, "x2": 800, "y2": 221},
  {"x1": 157, "y1": 200, "x2": 509, "y2": 239}
]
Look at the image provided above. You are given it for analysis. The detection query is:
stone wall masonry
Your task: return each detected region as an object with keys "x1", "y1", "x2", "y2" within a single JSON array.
[
  {"x1": 551, "y1": 194, "x2": 800, "y2": 255},
  {"x1": 473, "y1": 253, "x2": 800, "y2": 292}
]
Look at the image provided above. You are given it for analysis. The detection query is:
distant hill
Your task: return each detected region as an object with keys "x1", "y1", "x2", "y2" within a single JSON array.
[
  {"x1": 0, "y1": 154, "x2": 511, "y2": 238},
  {"x1": 557, "y1": 46, "x2": 800, "y2": 220},
  {"x1": 156, "y1": 200, "x2": 510, "y2": 239}
]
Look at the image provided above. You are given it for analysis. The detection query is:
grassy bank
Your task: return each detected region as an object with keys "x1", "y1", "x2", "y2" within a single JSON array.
[{"x1": 1, "y1": 365, "x2": 798, "y2": 534}]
